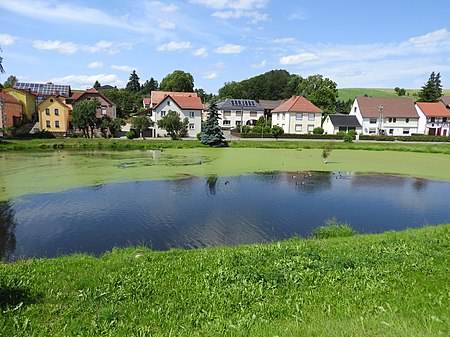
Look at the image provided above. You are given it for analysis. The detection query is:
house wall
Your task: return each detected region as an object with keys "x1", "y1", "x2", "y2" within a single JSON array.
[
  {"x1": 218, "y1": 109, "x2": 264, "y2": 129},
  {"x1": 4, "y1": 87, "x2": 36, "y2": 121},
  {"x1": 272, "y1": 111, "x2": 321, "y2": 134},
  {"x1": 77, "y1": 93, "x2": 116, "y2": 119},
  {"x1": 3, "y1": 102, "x2": 23, "y2": 128},
  {"x1": 323, "y1": 116, "x2": 334, "y2": 134},
  {"x1": 153, "y1": 98, "x2": 202, "y2": 137},
  {"x1": 39, "y1": 98, "x2": 70, "y2": 134},
  {"x1": 415, "y1": 105, "x2": 427, "y2": 134}
]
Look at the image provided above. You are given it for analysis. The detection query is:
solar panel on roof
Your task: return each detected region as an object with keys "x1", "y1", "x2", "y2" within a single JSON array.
[{"x1": 13, "y1": 82, "x2": 70, "y2": 97}]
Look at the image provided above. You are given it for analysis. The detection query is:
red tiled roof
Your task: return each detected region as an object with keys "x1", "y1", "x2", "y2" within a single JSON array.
[
  {"x1": 70, "y1": 92, "x2": 84, "y2": 100},
  {"x1": 143, "y1": 98, "x2": 151, "y2": 105},
  {"x1": 356, "y1": 96, "x2": 418, "y2": 118},
  {"x1": 272, "y1": 96, "x2": 322, "y2": 113},
  {"x1": 0, "y1": 91, "x2": 22, "y2": 104},
  {"x1": 151, "y1": 91, "x2": 198, "y2": 106},
  {"x1": 416, "y1": 102, "x2": 450, "y2": 117},
  {"x1": 155, "y1": 95, "x2": 203, "y2": 110}
]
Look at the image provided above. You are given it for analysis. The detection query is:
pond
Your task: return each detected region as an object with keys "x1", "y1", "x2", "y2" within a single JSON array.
[{"x1": 2, "y1": 170, "x2": 450, "y2": 261}]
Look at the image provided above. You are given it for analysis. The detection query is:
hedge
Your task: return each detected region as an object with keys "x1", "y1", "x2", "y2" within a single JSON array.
[{"x1": 359, "y1": 134, "x2": 450, "y2": 142}]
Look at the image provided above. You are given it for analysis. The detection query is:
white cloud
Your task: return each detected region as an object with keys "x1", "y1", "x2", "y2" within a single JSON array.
[
  {"x1": 32, "y1": 39, "x2": 132, "y2": 55},
  {"x1": 189, "y1": 0, "x2": 267, "y2": 10},
  {"x1": 272, "y1": 38, "x2": 295, "y2": 44},
  {"x1": 212, "y1": 10, "x2": 267, "y2": 23},
  {"x1": 159, "y1": 21, "x2": 176, "y2": 30},
  {"x1": 0, "y1": 33, "x2": 16, "y2": 46},
  {"x1": 203, "y1": 71, "x2": 218, "y2": 79},
  {"x1": 144, "y1": 1, "x2": 178, "y2": 13},
  {"x1": 111, "y1": 65, "x2": 134, "y2": 72},
  {"x1": 215, "y1": 44, "x2": 245, "y2": 54},
  {"x1": 251, "y1": 59, "x2": 266, "y2": 68},
  {"x1": 88, "y1": 61, "x2": 103, "y2": 69},
  {"x1": 193, "y1": 47, "x2": 208, "y2": 57},
  {"x1": 280, "y1": 52, "x2": 319, "y2": 65},
  {"x1": 49, "y1": 74, "x2": 123, "y2": 89},
  {"x1": 409, "y1": 28, "x2": 450, "y2": 45},
  {"x1": 157, "y1": 41, "x2": 192, "y2": 51}
]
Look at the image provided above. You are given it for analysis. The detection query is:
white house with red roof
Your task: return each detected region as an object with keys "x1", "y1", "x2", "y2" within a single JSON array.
[
  {"x1": 271, "y1": 96, "x2": 323, "y2": 134},
  {"x1": 350, "y1": 97, "x2": 419, "y2": 136},
  {"x1": 415, "y1": 102, "x2": 450, "y2": 136},
  {"x1": 152, "y1": 94, "x2": 203, "y2": 137}
]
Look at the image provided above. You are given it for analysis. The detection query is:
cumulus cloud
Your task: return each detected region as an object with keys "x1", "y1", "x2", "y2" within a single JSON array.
[
  {"x1": 215, "y1": 44, "x2": 245, "y2": 54},
  {"x1": 251, "y1": 59, "x2": 266, "y2": 68},
  {"x1": 88, "y1": 61, "x2": 103, "y2": 69},
  {"x1": 0, "y1": 33, "x2": 16, "y2": 46},
  {"x1": 111, "y1": 65, "x2": 134, "y2": 72},
  {"x1": 32, "y1": 39, "x2": 132, "y2": 55},
  {"x1": 280, "y1": 52, "x2": 319, "y2": 65},
  {"x1": 157, "y1": 41, "x2": 192, "y2": 51},
  {"x1": 203, "y1": 71, "x2": 218, "y2": 79},
  {"x1": 193, "y1": 47, "x2": 208, "y2": 57},
  {"x1": 49, "y1": 74, "x2": 123, "y2": 89}
]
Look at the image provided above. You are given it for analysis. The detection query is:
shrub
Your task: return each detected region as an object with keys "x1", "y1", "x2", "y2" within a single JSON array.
[
  {"x1": 196, "y1": 132, "x2": 203, "y2": 140},
  {"x1": 313, "y1": 127, "x2": 324, "y2": 135},
  {"x1": 343, "y1": 133, "x2": 353, "y2": 143},
  {"x1": 126, "y1": 130, "x2": 136, "y2": 139},
  {"x1": 312, "y1": 217, "x2": 357, "y2": 239}
]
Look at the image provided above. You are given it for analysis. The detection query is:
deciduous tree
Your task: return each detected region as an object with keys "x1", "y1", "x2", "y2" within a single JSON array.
[
  {"x1": 132, "y1": 115, "x2": 154, "y2": 139},
  {"x1": 296, "y1": 74, "x2": 338, "y2": 117},
  {"x1": 156, "y1": 110, "x2": 188, "y2": 140},
  {"x1": 160, "y1": 70, "x2": 194, "y2": 92},
  {"x1": 71, "y1": 99, "x2": 99, "y2": 138}
]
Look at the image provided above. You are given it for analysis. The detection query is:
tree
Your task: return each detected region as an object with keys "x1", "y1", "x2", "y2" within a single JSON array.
[
  {"x1": 296, "y1": 74, "x2": 338, "y2": 116},
  {"x1": 201, "y1": 100, "x2": 226, "y2": 147},
  {"x1": 156, "y1": 110, "x2": 188, "y2": 140},
  {"x1": 160, "y1": 70, "x2": 194, "y2": 92},
  {"x1": 71, "y1": 99, "x2": 99, "y2": 138},
  {"x1": 126, "y1": 70, "x2": 141, "y2": 93},
  {"x1": 102, "y1": 88, "x2": 141, "y2": 117},
  {"x1": 322, "y1": 143, "x2": 333, "y2": 163},
  {"x1": 100, "y1": 116, "x2": 125, "y2": 138},
  {"x1": 131, "y1": 115, "x2": 154, "y2": 139},
  {"x1": 417, "y1": 71, "x2": 442, "y2": 102},
  {"x1": 270, "y1": 125, "x2": 284, "y2": 140},
  {"x1": 195, "y1": 88, "x2": 214, "y2": 103},
  {"x1": 394, "y1": 87, "x2": 406, "y2": 96},
  {"x1": 93, "y1": 80, "x2": 101, "y2": 90},
  {"x1": 3, "y1": 75, "x2": 18, "y2": 88},
  {"x1": 140, "y1": 77, "x2": 158, "y2": 95},
  {"x1": 0, "y1": 46, "x2": 4, "y2": 74}
]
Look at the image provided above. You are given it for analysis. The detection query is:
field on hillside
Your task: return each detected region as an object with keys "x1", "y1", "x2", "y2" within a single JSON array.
[{"x1": 338, "y1": 88, "x2": 450, "y2": 101}]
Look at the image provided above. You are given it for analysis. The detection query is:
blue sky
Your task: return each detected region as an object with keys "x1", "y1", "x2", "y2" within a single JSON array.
[{"x1": 1, "y1": 0, "x2": 450, "y2": 94}]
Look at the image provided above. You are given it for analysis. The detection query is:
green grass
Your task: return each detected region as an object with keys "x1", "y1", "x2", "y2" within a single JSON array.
[
  {"x1": 338, "y1": 87, "x2": 450, "y2": 101},
  {"x1": 0, "y1": 225, "x2": 448, "y2": 336}
]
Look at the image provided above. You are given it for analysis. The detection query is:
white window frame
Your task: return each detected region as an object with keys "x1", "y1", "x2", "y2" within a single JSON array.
[
  {"x1": 189, "y1": 111, "x2": 195, "y2": 118},
  {"x1": 307, "y1": 124, "x2": 314, "y2": 133},
  {"x1": 223, "y1": 120, "x2": 231, "y2": 126},
  {"x1": 296, "y1": 113, "x2": 303, "y2": 120},
  {"x1": 189, "y1": 123, "x2": 195, "y2": 130},
  {"x1": 161, "y1": 111, "x2": 166, "y2": 117},
  {"x1": 295, "y1": 124, "x2": 302, "y2": 132},
  {"x1": 101, "y1": 106, "x2": 107, "y2": 115},
  {"x1": 308, "y1": 113, "x2": 315, "y2": 121}
]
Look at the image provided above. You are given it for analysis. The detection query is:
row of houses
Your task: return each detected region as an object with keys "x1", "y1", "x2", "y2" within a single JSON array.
[{"x1": 1, "y1": 81, "x2": 450, "y2": 138}]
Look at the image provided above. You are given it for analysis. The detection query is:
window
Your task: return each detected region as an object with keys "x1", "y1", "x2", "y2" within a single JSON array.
[
  {"x1": 189, "y1": 123, "x2": 195, "y2": 130},
  {"x1": 45, "y1": 108, "x2": 50, "y2": 115},
  {"x1": 161, "y1": 111, "x2": 166, "y2": 117},
  {"x1": 54, "y1": 108, "x2": 59, "y2": 116},
  {"x1": 250, "y1": 111, "x2": 257, "y2": 117},
  {"x1": 167, "y1": 101, "x2": 171, "y2": 106},
  {"x1": 369, "y1": 118, "x2": 377, "y2": 124},
  {"x1": 389, "y1": 129, "x2": 394, "y2": 134},
  {"x1": 443, "y1": 117, "x2": 448, "y2": 123},
  {"x1": 223, "y1": 111, "x2": 231, "y2": 117},
  {"x1": 405, "y1": 118, "x2": 409, "y2": 123},
  {"x1": 295, "y1": 124, "x2": 302, "y2": 132},
  {"x1": 296, "y1": 113, "x2": 303, "y2": 120},
  {"x1": 189, "y1": 111, "x2": 195, "y2": 118},
  {"x1": 403, "y1": 129, "x2": 410, "y2": 135},
  {"x1": 101, "y1": 106, "x2": 107, "y2": 115},
  {"x1": 50, "y1": 98, "x2": 54, "y2": 103},
  {"x1": 46, "y1": 120, "x2": 51, "y2": 128},
  {"x1": 55, "y1": 120, "x2": 60, "y2": 128},
  {"x1": 308, "y1": 113, "x2": 315, "y2": 121},
  {"x1": 282, "y1": 113, "x2": 285, "y2": 120},
  {"x1": 307, "y1": 124, "x2": 314, "y2": 132},
  {"x1": 388, "y1": 118, "x2": 397, "y2": 123},
  {"x1": 354, "y1": 107, "x2": 357, "y2": 112},
  {"x1": 430, "y1": 117, "x2": 435, "y2": 122},
  {"x1": 235, "y1": 121, "x2": 241, "y2": 126},
  {"x1": 235, "y1": 110, "x2": 242, "y2": 116},
  {"x1": 223, "y1": 120, "x2": 231, "y2": 126}
]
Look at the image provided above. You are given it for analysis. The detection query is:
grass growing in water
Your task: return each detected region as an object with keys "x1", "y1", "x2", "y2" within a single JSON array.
[
  {"x1": 0, "y1": 225, "x2": 448, "y2": 336},
  {"x1": 312, "y1": 217, "x2": 357, "y2": 239}
]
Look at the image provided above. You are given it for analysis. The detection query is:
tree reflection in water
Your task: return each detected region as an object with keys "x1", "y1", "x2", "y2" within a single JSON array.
[
  {"x1": 0, "y1": 201, "x2": 17, "y2": 261},
  {"x1": 206, "y1": 175, "x2": 219, "y2": 195}
]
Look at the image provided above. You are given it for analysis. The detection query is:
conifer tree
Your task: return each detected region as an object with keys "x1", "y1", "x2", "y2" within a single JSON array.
[
  {"x1": 126, "y1": 70, "x2": 141, "y2": 93},
  {"x1": 201, "y1": 100, "x2": 226, "y2": 147},
  {"x1": 417, "y1": 72, "x2": 442, "y2": 102}
]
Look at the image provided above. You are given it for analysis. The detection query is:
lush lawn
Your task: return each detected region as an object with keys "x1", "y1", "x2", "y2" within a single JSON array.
[
  {"x1": 338, "y1": 87, "x2": 450, "y2": 101},
  {"x1": 0, "y1": 225, "x2": 448, "y2": 336}
]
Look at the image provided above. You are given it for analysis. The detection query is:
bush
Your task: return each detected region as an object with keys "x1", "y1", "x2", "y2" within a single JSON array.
[
  {"x1": 126, "y1": 130, "x2": 136, "y2": 139},
  {"x1": 196, "y1": 132, "x2": 203, "y2": 140},
  {"x1": 313, "y1": 127, "x2": 324, "y2": 135},
  {"x1": 343, "y1": 133, "x2": 353, "y2": 143},
  {"x1": 312, "y1": 218, "x2": 357, "y2": 239}
]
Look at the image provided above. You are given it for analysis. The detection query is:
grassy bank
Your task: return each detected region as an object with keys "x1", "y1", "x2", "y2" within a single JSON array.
[
  {"x1": 1, "y1": 138, "x2": 450, "y2": 154},
  {"x1": 1, "y1": 225, "x2": 448, "y2": 336}
]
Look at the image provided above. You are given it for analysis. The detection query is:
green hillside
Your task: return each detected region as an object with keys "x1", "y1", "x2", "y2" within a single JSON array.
[{"x1": 338, "y1": 88, "x2": 450, "y2": 102}]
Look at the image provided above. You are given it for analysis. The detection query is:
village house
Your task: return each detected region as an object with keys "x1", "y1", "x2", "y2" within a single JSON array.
[
  {"x1": 70, "y1": 88, "x2": 117, "y2": 119},
  {"x1": 258, "y1": 99, "x2": 286, "y2": 121},
  {"x1": 38, "y1": 95, "x2": 72, "y2": 136},
  {"x1": 349, "y1": 96, "x2": 419, "y2": 136},
  {"x1": 322, "y1": 114, "x2": 362, "y2": 135},
  {"x1": 271, "y1": 96, "x2": 323, "y2": 134},
  {"x1": 152, "y1": 94, "x2": 203, "y2": 138},
  {"x1": 415, "y1": 101, "x2": 450, "y2": 136},
  {"x1": 2, "y1": 86, "x2": 36, "y2": 122},
  {"x1": 0, "y1": 91, "x2": 24, "y2": 133},
  {"x1": 216, "y1": 99, "x2": 264, "y2": 129}
]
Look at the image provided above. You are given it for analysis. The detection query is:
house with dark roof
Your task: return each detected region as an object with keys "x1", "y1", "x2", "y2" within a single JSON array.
[
  {"x1": 152, "y1": 94, "x2": 203, "y2": 138},
  {"x1": 216, "y1": 99, "x2": 264, "y2": 129},
  {"x1": 415, "y1": 102, "x2": 450, "y2": 136},
  {"x1": 71, "y1": 88, "x2": 117, "y2": 119},
  {"x1": 349, "y1": 97, "x2": 419, "y2": 136},
  {"x1": 323, "y1": 114, "x2": 362, "y2": 135},
  {"x1": 271, "y1": 96, "x2": 323, "y2": 134},
  {"x1": 258, "y1": 99, "x2": 286, "y2": 119}
]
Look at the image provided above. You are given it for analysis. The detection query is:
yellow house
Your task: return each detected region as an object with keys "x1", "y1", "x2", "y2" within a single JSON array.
[
  {"x1": 3, "y1": 87, "x2": 36, "y2": 122},
  {"x1": 38, "y1": 96, "x2": 71, "y2": 135}
]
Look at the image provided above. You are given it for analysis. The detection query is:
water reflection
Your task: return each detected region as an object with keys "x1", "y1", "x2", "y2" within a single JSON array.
[
  {"x1": 7, "y1": 172, "x2": 450, "y2": 261},
  {"x1": 0, "y1": 201, "x2": 18, "y2": 261}
]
